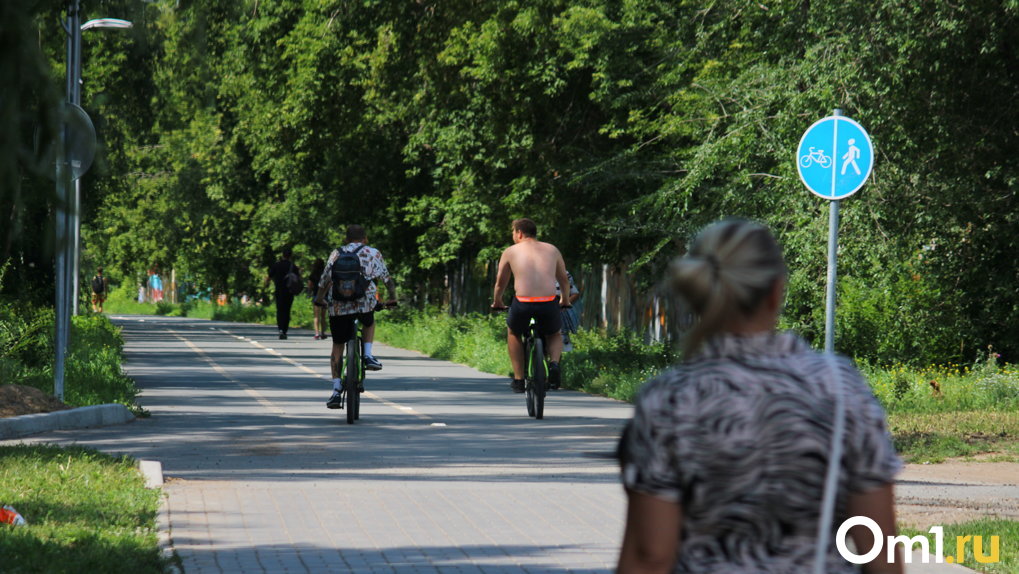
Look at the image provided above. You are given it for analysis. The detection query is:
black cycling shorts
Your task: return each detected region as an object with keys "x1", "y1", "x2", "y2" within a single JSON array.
[
  {"x1": 329, "y1": 312, "x2": 375, "y2": 344},
  {"x1": 506, "y1": 298, "x2": 562, "y2": 336}
]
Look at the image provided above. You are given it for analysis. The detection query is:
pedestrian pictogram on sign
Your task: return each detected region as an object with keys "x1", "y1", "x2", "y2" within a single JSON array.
[{"x1": 796, "y1": 115, "x2": 873, "y2": 200}]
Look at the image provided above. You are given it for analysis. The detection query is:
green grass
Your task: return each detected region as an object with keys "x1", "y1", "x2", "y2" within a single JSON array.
[
  {"x1": 862, "y1": 357, "x2": 1019, "y2": 463},
  {"x1": 373, "y1": 306, "x2": 677, "y2": 401},
  {"x1": 862, "y1": 356, "x2": 1019, "y2": 414},
  {"x1": 900, "y1": 519, "x2": 1019, "y2": 574},
  {"x1": 888, "y1": 411, "x2": 1019, "y2": 463},
  {"x1": 1, "y1": 291, "x2": 166, "y2": 572},
  {"x1": 0, "y1": 444, "x2": 167, "y2": 574},
  {"x1": 102, "y1": 283, "x2": 317, "y2": 329},
  {"x1": 374, "y1": 306, "x2": 513, "y2": 375}
]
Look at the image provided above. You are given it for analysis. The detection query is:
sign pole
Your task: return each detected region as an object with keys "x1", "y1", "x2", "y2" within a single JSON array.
[
  {"x1": 824, "y1": 200, "x2": 839, "y2": 354},
  {"x1": 823, "y1": 108, "x2": 843, "y2": 354}
]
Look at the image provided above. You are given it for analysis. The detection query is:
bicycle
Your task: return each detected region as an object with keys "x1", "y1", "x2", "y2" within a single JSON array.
[
  {"x1": 331, "y1": 301, "x2": 398, "y2": 424},
  {"x1": 493, "y1": 307, "x2": 568, "y2": 420}
]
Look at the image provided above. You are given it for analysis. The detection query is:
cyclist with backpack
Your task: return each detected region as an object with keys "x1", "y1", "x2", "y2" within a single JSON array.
[
  {"x1": 90, "y1": 267, "x2": 109, "y2": 313},
  {"x1": 314, "y1": 224, "x2": 397, "y2": 409}
]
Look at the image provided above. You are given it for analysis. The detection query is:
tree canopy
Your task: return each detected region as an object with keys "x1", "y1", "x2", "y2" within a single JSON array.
[{"x1": 6, "y1": 0, "x2": 1019, "y2": 366}]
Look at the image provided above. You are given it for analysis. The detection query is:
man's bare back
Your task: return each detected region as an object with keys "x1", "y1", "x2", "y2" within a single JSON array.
[{"x1": 499, "y1": 239, "x2": 564, "y2": 297}]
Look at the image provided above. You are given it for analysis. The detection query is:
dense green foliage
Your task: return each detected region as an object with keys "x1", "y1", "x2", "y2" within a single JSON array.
[
  {"x1": 0, "y1": 444, "x2": 165, "y2": 574},
  {"x1": 0, "y1": 0, "x2": 63, "y2": 305},
  {"x1": 6, "y1": 1, "x2": 1019, "y2": 366}
]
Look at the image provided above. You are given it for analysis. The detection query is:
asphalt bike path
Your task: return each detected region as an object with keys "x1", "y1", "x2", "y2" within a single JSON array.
[
  {"x1": 14, "y1": 315, "x2": 633, "y2": 573},
  {"x1": 3, "y1": 315, "x2": 999, "y2": 573}
]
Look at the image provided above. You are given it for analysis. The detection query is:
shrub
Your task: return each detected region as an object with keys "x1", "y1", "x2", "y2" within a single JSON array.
[
  {"x1": 212, "y1": 301, "x2": 269, "y2": 324},
  {"x1": 836, "y1": 270, "x2": 969, "y2": 367},
  {"x1": 0, "y1": 296, "x2": 138, "y2": 408}
]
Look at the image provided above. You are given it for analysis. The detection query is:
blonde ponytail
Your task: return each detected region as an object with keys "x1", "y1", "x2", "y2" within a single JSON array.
[{"x1": 669, "y1": 219, "x2": 786, "y2": 357}]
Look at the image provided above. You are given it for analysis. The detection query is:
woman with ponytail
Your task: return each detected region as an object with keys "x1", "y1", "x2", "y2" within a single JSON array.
[{"x1": 617, "y1": 219, "x2": 902, "y2": 573}]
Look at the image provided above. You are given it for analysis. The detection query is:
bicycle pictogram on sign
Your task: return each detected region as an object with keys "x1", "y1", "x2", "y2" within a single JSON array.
[{"x1": 799, "y1": 147, "x2": 832, "y2": 169}]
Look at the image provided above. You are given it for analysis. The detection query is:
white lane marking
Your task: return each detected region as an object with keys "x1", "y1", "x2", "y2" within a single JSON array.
[
  {"x1": 171, "y1": 331, "x2": 285, "y2": 415},
  {"x1": 213, "y1": 327, "x2": 436, "y2": 423}
]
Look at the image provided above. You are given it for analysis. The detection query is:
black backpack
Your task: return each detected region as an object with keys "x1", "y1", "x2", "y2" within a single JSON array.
[
  {"x1": 284, "y1": 262, "x2": 303, "y2": 295},
  {"x1": 91, "y1": 275, "x2": 105, "y2": 294},
  {"x1": 330, "y1": 245, "x2": 369, "y2": 301}
]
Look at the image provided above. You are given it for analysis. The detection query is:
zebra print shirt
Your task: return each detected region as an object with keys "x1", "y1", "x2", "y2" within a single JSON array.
[{"x1": 620, "y1": 331, "x2": 901, "y2": 573}]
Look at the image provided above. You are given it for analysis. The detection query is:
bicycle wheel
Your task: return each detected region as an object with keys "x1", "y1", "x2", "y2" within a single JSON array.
[
  {"x1": 531, "y1": 334, "x2": 546, "y2": 420},
  {"x1": 345, "y1": 337, "x2": 360, "y2": 424},
  {"x1": 354, "y1": 338, "x2": 363, "y2": 421},
  {"x1": 524, "y1": 336, "x2": 536, "y2": 417}
]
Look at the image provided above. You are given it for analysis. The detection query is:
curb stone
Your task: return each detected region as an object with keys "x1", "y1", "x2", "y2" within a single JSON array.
[
  {"x1": 0, "y1": 404, "x2": 134, "y2": 440},
  {"x1": 139, "y1": 459, "x2": 181, "y2": 574}
]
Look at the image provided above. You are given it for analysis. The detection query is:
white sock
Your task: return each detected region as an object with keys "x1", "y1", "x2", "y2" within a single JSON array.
[
  {"x1": 363, "y1": 342, "x2": 373, "y2": 357},
  {"x1": 332, "y1": 378, "x2": 342, "y2": 391}
]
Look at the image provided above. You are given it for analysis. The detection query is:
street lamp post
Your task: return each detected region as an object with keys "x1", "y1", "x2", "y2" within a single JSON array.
[
  {"x1": 70, "y1": 17, "x2": 133, "y2": 316},
  {"x1": 54, "y1": 0, "x2": 132, "y2": 401}
]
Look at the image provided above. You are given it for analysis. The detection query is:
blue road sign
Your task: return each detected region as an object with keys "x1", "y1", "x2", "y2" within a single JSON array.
[{"x1": 796, "y1": 115, "x2": 873, "y2": 200}]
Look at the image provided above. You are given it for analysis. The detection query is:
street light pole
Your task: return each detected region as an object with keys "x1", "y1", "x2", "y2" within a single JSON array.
[
  {"x1": 54, "y1": 0, "x2": 132, "y2": 401},
  {"x1": 70, "y1": 16, "x2": 133, "y2": 316},
  {"x1": 54, "y1": 0, "x2": 81, "y2": 402}
]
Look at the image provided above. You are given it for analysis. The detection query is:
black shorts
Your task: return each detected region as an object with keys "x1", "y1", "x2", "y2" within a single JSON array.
[
  {"x1": 506, "y1": 298, "x2": 562, "y2": 336},
  {"x1": 329, "y1": 312, "x2": 375, "y2": 344}
]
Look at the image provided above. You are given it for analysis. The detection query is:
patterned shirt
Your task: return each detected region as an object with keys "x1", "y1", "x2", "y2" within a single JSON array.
[
  {"x1": 620, "y1": 331, "x2": 901, "y2": 573},
  {"x1": 554, "y1": 271, "x2": 580, "y2": 298},
  {"x1": 318, "y1": 242, "x2": 390, "y2": 316}
]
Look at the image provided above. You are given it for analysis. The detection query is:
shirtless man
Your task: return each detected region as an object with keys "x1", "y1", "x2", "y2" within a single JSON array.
[{"x1": 491, "y1": 218, "x2": 571, "y2": 393}]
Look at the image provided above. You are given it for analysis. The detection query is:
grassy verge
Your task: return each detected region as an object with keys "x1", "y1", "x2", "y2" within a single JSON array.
[
  {"x1": 889, "y1": 411, "x2": 1019, "y2": 464},
  {"x1": 863, "y1": 358, "x2": 1019, "y2": 463},
  {"x1": 377, "y1": 308, "x2": 1019, "y2": 464},
  {"x1": 374, "y1": 306, "x2": 512, "y2": 375},
  {"x1": 2, "y1": 290, "x2": 166, "y2": 572},
  {"x1": 373, "y1": 306, "x2": 677, "y2": 401},
  {"x1": 900, "y1": 519, "x2": 1019, "y2": 574},
  {"x1": 0, "y1": 444, "x2": 167, "y2": 573},
  {"x1": 102, "y1": 284, "x2": 318, "y2": 330}
]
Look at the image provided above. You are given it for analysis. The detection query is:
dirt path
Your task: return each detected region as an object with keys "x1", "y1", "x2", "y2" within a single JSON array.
[{"x1": 896, "y1": 461, "x2": 1019, "y2": 528}]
